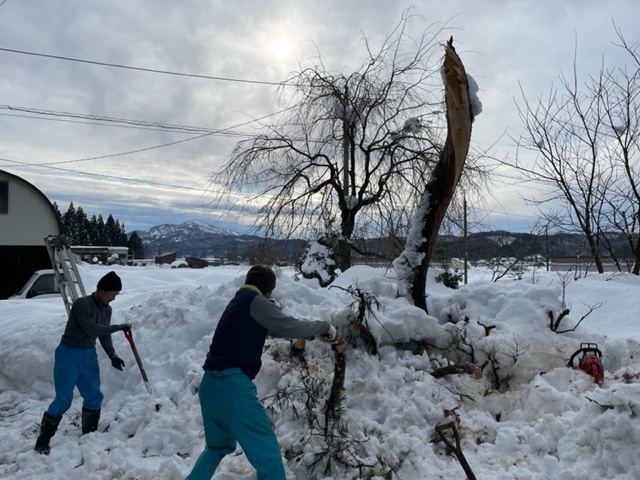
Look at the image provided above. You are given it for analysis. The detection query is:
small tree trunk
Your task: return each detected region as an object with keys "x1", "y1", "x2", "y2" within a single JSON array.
[
  {"x1": 339, "y1": 206, "x2": 357, "y2": 270},
  {"x1": 632, "y1": 241, "x2": 640, "y2": 275},
  {"x1": 584, "y1": 230, "x2": 604, "y2": 273}
]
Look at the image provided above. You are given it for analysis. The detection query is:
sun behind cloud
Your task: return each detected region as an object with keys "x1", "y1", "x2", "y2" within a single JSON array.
[{"x1": 270, "y1": 36, "x2": 292, "y2": 59}]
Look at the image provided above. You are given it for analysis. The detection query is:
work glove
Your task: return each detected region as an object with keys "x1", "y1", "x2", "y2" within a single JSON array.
[
  {"x1": 268, "y1": 297, "x2": 283, "y2": 309},
  {"x1": 118, "y1": 323, "x2": 132, "y2": 331},
  {"x1": 111, "y1": 356, "x2": 125, "y2": 371},
  {"x1": 319, "y1": 324, "x2": 338, "y2": 343}
]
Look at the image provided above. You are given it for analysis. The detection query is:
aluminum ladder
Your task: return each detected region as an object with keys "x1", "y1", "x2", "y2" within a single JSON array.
[{"x1": 44, "y1": 235, "x2": 86, "y2": 315}]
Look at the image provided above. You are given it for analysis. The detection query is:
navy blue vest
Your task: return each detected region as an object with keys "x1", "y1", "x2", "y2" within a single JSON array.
[{"x1": 202, "y1": 288, "x2": 268, "y2": 379}]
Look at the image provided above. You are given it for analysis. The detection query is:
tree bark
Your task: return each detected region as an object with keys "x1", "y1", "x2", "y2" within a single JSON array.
[{"x1": 395, "y1": 38, "x2": 473, "y2": 310}]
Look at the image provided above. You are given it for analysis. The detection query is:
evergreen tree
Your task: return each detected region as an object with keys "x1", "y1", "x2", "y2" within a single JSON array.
[
  {"x1": 62, "y1": 202, "x2": 77, "y2": 243},
  {"x1": 75, "y1": 206, "x2": 90, "y2": 245},
  {"x1": 105, "y1": 214, "x2": 118, "y2": 246},
  {"x1": 88, "y1": 215, "x2": 101, "y2": 245},
  {"x1": 61, "y1": 203, "x2": 128, "y2": 247},
  {"x1": 52, "y1": 202, "x2": 63, "y2": 223},
  {"x1": 95, "y1": 215, "x2": 106, "y2": 245},
  {"x1": 115, "y1": 220, "x2": 128, "y2": 246},
  {"x1": 128, "y1": 231, "x2": 145, "y2": 259}
]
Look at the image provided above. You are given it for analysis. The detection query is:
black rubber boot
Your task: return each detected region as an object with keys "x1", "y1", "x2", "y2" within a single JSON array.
[
  {"x1": 34, "y1": 412, "x2": 62, "y2": 455},
  {"x1": 81, "y1": 407, "x2": 101, "y2": 435}
]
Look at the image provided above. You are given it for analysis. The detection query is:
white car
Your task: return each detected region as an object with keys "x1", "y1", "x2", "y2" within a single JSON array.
[{"x1": 10, "y1": 269, "x2": 60, "y2": 299}]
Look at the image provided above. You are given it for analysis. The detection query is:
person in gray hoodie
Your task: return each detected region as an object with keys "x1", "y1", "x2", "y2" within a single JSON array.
[
  {"x1": 34, "y1": 271, "x2": 132, "y2": 455},
  {"x1": 186, "y1": 265, "x2": 336, "y2": 480}
]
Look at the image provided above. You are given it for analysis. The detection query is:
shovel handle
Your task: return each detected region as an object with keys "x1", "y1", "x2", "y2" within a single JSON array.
[
  {"x1": 122, "y1": 328, "x2": 151, "y2": 386},
  {"x1": 123, "y1": 327, "x2": 133, "y2": 343}
]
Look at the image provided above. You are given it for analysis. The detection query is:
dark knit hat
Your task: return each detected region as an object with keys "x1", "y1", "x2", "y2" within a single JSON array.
[
  {"x1": 245, "y1": 265, "x2": 276, "y2": 294},
  {"x1": 97, "y1": 271, "x2": 122, "y2": 292}
]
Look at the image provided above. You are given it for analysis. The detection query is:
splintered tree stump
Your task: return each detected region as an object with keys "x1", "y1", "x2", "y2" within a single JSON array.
[
  {"x1": 431, "y1": 362, "x2": 483, "y2": 380},
  {"x1": 394, "y1": 37, "x2": 474, "y2": 311}
]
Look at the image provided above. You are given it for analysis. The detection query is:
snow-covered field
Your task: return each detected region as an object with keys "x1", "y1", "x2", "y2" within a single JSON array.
[{"x1": 1, "y1": 263, "x2": 639, "y2": 479}]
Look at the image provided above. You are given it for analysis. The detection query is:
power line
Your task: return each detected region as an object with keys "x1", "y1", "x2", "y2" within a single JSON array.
[
  {"x1": 0, "y1": 112, "x2": 214, "y2": 134},
  {"x1": 0, "y1": 47, "x2": 285, "y2": 86},
  {"x1": 0, "y1": 156, "x2": 215, "y2": 194},
  {"x1": 0, "y1": 104, "x2": 252, "y2": 135},
  {"x1": 0, "y1": 107, "x2": 294, "y2": 179},
  {"x1": 0, "y1": 103, "x2": 294, "y2": 137},
  {"x1": 15, "y1": 133, "x2": 214, "y2": 167}
]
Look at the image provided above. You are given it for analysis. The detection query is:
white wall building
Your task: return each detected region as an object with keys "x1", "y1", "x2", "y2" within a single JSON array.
[{"x1": 0, "y1": 170, "x2": 62, "y2": 299}]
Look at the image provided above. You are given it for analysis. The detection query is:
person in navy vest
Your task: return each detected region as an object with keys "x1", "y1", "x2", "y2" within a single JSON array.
[
  {"x1": 186, "y1": 265, "x2": 336, "y2": 480},
  {"x1": 34, "y1": 271, "x2": 132, "y2": 455}
]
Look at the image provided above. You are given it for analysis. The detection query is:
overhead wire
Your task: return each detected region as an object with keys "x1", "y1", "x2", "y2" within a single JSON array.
[
  {"x1": 0, "y1": 156, "x2": 214, "y2": 194},
  {"x1": 0, "y1": 111, "x2": 215, "y2": 134},
  {"x1": 0, "y1": 47, "x2": 288, "y2": 86},
  {"x1": 0, "y1": 105, "x2": 256, "y2": 135},
  {"x1": 0, "y1": 106, "x2": 293, "y2": 167},
  {"x1": 0, "y1": 105, "x2": 300, "y2": 198},
  {"x1": 0, "y1": 45, "x2": 549, "y2": 228}
]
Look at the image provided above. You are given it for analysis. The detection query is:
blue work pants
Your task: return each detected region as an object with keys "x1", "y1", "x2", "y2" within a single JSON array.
[
  {"x1": 47, "y1": 343, "x2": 103, "y2": 416},
  {"x1": 186, "y1": 368, "x2": 286, "y2": 480}
]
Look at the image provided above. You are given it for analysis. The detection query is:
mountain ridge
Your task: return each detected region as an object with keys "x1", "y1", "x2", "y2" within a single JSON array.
[{"x1": 134, "y1": 220, "x2": 636, "y2": 261}]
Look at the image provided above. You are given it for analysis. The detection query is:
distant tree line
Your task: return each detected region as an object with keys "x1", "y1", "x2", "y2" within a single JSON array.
[{"x1": 53, "y1": 202, "x2": 145, "y2": 259}]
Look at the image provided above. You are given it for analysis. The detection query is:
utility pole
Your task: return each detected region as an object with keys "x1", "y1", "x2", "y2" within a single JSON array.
[
  {"x1": 463, "y1": 193, "x2": 468, "y2": 284},
  {"x1": 545, "y1": 225, "x2": 549, "y2": 271}
]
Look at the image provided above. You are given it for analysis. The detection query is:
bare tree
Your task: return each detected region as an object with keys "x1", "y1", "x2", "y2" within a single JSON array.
[
  {"x1": 599, "y1": 27, "x2": 640, "y2": 274},
  {"x1": 211, "y1": 11, "x2": 485, "y2": 270},
  {"x1": 514, "y1": 68, "x2": 611, "y2": 273},
  {"x1": 510, "y1": 28, "x2": 640, "y2": 275}
]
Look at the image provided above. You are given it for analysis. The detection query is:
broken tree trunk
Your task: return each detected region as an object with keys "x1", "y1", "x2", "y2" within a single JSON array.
[{"x1": 394, "y1": 37, "x2": 474, "y2": 311}]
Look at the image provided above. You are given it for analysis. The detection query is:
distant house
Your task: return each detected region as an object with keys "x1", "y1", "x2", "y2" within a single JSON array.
[
  {"x1": 155, "y1": 252, "x2": 176, "y2": 265},
  {"x1": 0, "y1": 170, "x2": 63, "y2": 299}
]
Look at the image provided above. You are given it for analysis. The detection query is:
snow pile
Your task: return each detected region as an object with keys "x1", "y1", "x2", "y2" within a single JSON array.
[{"x1": 1, "y1": 264, "x2": 640, "y2": 479}]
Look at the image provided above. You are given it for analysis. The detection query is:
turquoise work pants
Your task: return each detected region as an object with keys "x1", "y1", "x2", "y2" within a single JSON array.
[
  {"x1": 186, "y1": 368, "x2": 286, "y2": 480},
  {"x1": 47, "y1": 343, "x2": 103, "y2": 416}
]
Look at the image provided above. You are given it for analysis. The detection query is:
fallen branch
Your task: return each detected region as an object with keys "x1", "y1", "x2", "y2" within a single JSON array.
[
  {"x1": 432, "y1": 362, "x2": 483, "y2": 380},
  {"x1": 324, "y1": 336, "x2": 349, "y2": 436},
  {"x1": 435, "y1": 421, "x2": 477, "y2": 480}
]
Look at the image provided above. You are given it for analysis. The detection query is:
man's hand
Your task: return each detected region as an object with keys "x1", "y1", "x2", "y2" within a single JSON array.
[
  {"x1": 111, "y1": 356, "x2": 125, "y2": 371},
  {"x1": 319, "y1": 325, "x2": 338, "y2": 343},
  {"x1": 118, "y1": 323, "x2": 132, "y2": 331},
  {"x1": 326, "y1": 325, "x2": 337, "y2": 339}
]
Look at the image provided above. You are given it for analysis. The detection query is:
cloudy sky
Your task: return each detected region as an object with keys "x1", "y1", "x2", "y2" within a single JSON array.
[{"x1": 1, "y1": 0, "x2": 638, "y2": 234}]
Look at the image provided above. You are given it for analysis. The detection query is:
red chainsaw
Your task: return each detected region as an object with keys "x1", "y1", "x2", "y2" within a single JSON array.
[{"x1": 568, "y1": 342, "x2": 604, "y2": 385}]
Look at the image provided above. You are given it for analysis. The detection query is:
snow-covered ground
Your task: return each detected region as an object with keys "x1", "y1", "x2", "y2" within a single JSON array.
[{"x1": 1, "y1": 263, "x2": 639, "y2": 479}]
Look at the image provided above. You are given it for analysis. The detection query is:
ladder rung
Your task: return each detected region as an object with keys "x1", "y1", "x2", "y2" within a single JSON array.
[{"x1": 44, "y1": 235, "x2": 87, "y2": 315}]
